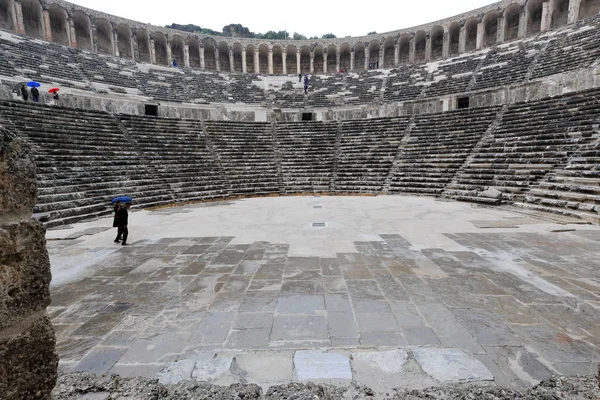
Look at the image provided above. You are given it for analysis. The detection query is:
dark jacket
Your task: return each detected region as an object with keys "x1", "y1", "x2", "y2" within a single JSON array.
[
  {"x1": 30, "y1": 87, "x2": 39, "y2": 97},
  {"x1": 117, "y1": 207, "x2": 129, "y2": 226},
  {"x1": 20, "y1": 86, "x2": 28, "y2": 99},
  {"x1": 112, "y1": 205, "x2": 120, "y2": 227}
]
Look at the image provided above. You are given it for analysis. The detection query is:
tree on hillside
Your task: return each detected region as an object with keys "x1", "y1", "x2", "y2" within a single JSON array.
[
  {"x1": 222, "y1": 24, "x2": 253, "y2": 38},
  {"x1": 367, "y1": 31, "x2": 377, "y2": 35},
  {"x1": 321, "y1": 33, "x2": 337, "y2": 39},
  {"x1": 293, "y1": 32, "x2": 308, "y2": 40}
]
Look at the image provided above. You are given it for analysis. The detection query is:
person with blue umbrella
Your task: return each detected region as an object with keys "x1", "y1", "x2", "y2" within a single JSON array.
[
  {"x1": 112, "y1": 196, "x2": 132, "y2": 243},
  {"x1": 27, "y1": 82, "x2": 41, "y2": 103}
]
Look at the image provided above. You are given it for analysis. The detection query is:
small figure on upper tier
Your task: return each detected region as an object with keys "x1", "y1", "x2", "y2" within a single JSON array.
[
  {"x1": 299, "y1": 73, "x2": 302, "y2": 82},
  {"x1": 20, "y1": 85, "x2": 29, "y2": 101},
  {"x1": 303, "y1": 74, "x2": 309, "y2": 95}
]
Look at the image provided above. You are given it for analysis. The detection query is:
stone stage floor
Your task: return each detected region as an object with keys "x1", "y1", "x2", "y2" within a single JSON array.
[{"x1": 47, "y1": 196, "x2": 600, "y2": 394}]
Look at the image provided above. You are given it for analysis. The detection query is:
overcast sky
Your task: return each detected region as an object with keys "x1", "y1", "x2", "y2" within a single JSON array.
[{"x1": 68, "y1": 0, "x2": 499, "y2": 37}]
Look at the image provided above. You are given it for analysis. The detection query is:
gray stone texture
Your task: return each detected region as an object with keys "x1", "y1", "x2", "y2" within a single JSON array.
[{"x1": 0, "y1": 130, "x2": 57, "y2": 399}]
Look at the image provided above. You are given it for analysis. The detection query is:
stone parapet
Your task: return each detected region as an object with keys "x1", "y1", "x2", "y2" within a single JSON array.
[{"x1": 0, "y1": 127, "x2": 58, "y2": 399}]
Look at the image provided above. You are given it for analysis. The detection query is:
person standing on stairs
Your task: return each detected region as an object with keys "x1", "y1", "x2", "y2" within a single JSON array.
[
  {"x1": 117, "y1": 203, "x2": 131, "y2": 246},
  {"x1": 30, "y1": 86, "x2": 39, "y2": 103},
  {"x1": 20, "y1": 85, "x2": 28, "y2": 101},
  {"x1": 304, "y1": 74, "x2": 309, "y2": 95},
  {"x1": 113, "y1": 201, "x2": 122, "y2": 243}
]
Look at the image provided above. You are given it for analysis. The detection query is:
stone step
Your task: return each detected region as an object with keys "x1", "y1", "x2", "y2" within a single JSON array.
[{"x1": 513, "y1": 202, "x2": 599, "y2": 224}]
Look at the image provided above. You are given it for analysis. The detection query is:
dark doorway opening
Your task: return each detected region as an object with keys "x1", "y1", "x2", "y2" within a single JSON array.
[
  {"x1": 302, "y1": 112, "x2": 313, "y2": 121},
  {"x1": 145, "y1": 104, "x2": 158, "y2": 116},
  {"x1": 457, "y1": 97, "x2": 470, "y2": 109}
]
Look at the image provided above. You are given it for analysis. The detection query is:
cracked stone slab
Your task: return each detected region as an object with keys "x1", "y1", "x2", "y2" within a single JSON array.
[
  {"x1": 190, "y1": 353, "x2": 233, "y2": 382},
  {"x1": 293, "y1": 351, "x2": 352, "y2": 381},
  {"x1": 156, "y1": 359, "x2": 196, "y2": 384},
  {"x1": 412, "y1": 348, "x2": 494, "y2": 383}
]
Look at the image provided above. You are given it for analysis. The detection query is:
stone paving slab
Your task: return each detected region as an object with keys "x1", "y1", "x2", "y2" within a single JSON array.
[
  {"x1": 293, "y1": 351, "x2": 353, "y2": 381},
  {"x1": 412, "y1": 348, "x2": 495, "y2": 383}
]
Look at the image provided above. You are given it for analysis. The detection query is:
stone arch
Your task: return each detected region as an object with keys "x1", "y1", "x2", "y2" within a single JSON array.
[
  {"x1": 245, "y1": 44, "x2": 255, "y2": 73},
  {"x1": 313, "y1": 45, "x2": 324, "y2": 74},
  {"x1": 414, "y1": 31, "x2": 426, "y2": 62},
  {"x1": 367, "y1": 40, "x2": 379, "y2": 68},
  {"x1": 72, "y1": 10, "x2": 92, "y2": 51},
  {"x1": 171, "y1": 35, "x2": 185, "y2": 66},
  {"x1": 136, "y1": 28, "x2": 150, "y2": 62},
  {"x1": 258, "y1": 43, "x2": 269, "y2": 74},
  {"x1": 153, "y1": 31, "x2": 168, "y2": 65},
  {"x1": 383, "y1": 37, "x2": 395, "y2": 68},
  {"x1": 448, "y1": 22, "x2": 460, "y2": 55},
  {"x1": 483, "y1": 11, "x2": 500, "y2": 47},
  {"x1": 340, "y1": 43, "x2": 351, "y2": 71},
  {"x1": 20, "y1": 0, "x2": 43, "y2": 39},
  {"x1": 286, "y1": 44, "x2": 297, "y2": 75},
  {"x1": 354, "y1": 42, "x2": 365, "y2": 70},
  {"x1": 579, "y1": 0, "x2": 600, "y2": 19},
  {"x1": 187, "y1": 36, "x2": 200, "y2": 68},
  {"x1": 550, "y1": 0, "x2": 569, "y2": 27},
  {"x1": 526, "y1": 0, "x2": 544, "y2": 34},
  {"x1": 203, "y1": 38, "x2": 217, "y2": 71},
  {"x1": 0, "y1": 0, "x2": 15, "y2": 31},
  {"x1": 504, "y1": 3, "x2": 521, "y2": 41},
  {"x1": 327, "y1": 44, "x2": 337, "y2": 72},
  {"x1": 232, "y1": 42, "x2": 243, "y2": 72},
  {"x1": 273, "y1": 44, "x2": 283, "y2": 74},
  {"x1": 465, "y1": 17, "x2": 478, "y2": 52},
  {"x1": 430, "y1": 26, "x2": 444, "y2": 59},
  {"x1": 116, "y1": 23, "x2": 133, "y2": 58},
  {"x1": 300, "y1": 45, "x2": 310, "y2": 73},
  {"x1": 95, "y1": 18, "x2": 113, "y2": 55},
  {"x1": 398, "y1": 34, "x2": 410, "y2": 63},
  {"x1": 48, "y1": 3, "x2": 69, "y2": 45},
  {"x1": 218, "y1": 41, "x2": 230, "y2": 71}
]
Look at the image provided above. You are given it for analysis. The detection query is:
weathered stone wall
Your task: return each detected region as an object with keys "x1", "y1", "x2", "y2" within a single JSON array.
[{"x1": 0, "y1": 127, "x2": 58, "y2": 399}]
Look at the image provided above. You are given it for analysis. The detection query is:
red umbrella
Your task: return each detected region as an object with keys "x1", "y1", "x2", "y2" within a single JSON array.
[{"x1": 48, "y1": 87, "x2": 60, "y2": 93}]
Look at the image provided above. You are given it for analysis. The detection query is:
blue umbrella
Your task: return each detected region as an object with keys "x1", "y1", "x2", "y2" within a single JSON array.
[
  {"x1": 27, "y1": 81, "x2": 41, "y2": 88},
  {"x1": 111, "y1": 196, "x2": 132, "y2": 204}
]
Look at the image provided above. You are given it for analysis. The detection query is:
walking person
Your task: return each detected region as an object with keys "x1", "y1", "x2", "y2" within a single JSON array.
[
  {"x1": 303, "y1": 74, "x2": 309, "y2": 95},
  {"x1": 52, "y1": 92, "x2": 59, "y2": 104},
  {"x1": 20, "y1": 85, "x2": 28, "y2": 101},
  {"x1": 299, "y1": 73, "x2": 302, "y2": 82},
  {"x1": 113, "y1": 201, "x2": 122, "y2": 243},
  {"x1": 117, "y1": 202, "x2": 131, "y2": 246},
  {"x1": 30, "y1": 86, "x2": 39, "y2": 103}
]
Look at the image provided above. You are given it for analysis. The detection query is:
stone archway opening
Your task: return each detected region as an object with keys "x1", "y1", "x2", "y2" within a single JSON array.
[
  {"x1": 340, "y1": 43, "x2": 351, "y2": 71},
  {"x1": 383, "y1": 37, "x2": 395, "y2": 68},
  {"x1": 551, "y1": 0, "x2": 570, "y2": 27},
  {"x1": 136, "y1": 28, "x2": 150, "y2": 62},
  {"x1": 367, "y1": 41, "x2": 379, "y2": 68},
  {"x1": 245, "y1": 44, "x2": 255, "y2": 73},
  {"x1": 171, "y1": 36, "x2": 185, "y2": 66},
  {"x1": 232, "y1": 43, "x2": 243, "y2": 73},
  {"x1": 431, "y1": 26, "x2": 444, "y2": 59},
  {"x1": 448, "y1": 23, "x2": 460, "y2": 55},
  {"x1": 95, "y1": 19, "x2": 113, "y2": 55},
  {"x1": 313, "y1": 45, "x2": 324, "y2": 74},
  {"x1": 0, "y1": 0, "x2": 15, "y2": 31},
  {"x1": 398, "y1": 35, "x2": 410, "y2": 63},
  {"x1": 203, "y1": 40, "x2": 217, "y2": 70},
  {"x1": 579, "y1": 0, "x2": 600, "y2": 19},
  {"x1": 48, "y1": 4, "x2": 69, "y2": 46},
  {"x1": 21, "y1": 0, "x2": 43, "y2": 39},
  {"x1": 73, "y1": 11, "x2": 92, "y2": 51},
  {"x1": 465, "y1": 18, "x2": 478, "y2": 52},
  {"x1": 300, "y1": 46, "x2": 310, "y2": 73},
  {"x1": 218, "y1": 41, "x2": 230, "y2": 71},
  {"x1": 117, "y1": 24, "x2": 133, "y2": 58},
  {"x1": 154, "y1": 32, "x2": 168, "y2": 65},
  {"x1": 286, "y1": 45, "x2": 297, "y2": 75},
  {"x1": 187, "y1": 37, "x2": 200, "y2": 68},
  {"x1": 273, "y1": 45, "x2": 283, "y2": 74},
  {"x1": 414, "y1": 31, "x2": 426, "y2": 62},
  {"x1": 504, "y1": 3, "x2": 521, "y2": 41},
  {"x1": 354, "y1": 42, "x2": 365, "y2": 70},
  {"x1": 483, "y1": 11, "x2": 500, "y2": 47},
  {"x1": 527, "y1": 0, "x2": 544, "y2": 34},
  {"x1": 327, "y1": 45, "x2": 337, "y2": 72},
  {"x1": 258, "y1": 44, "x2": 268, "y2": 74}
]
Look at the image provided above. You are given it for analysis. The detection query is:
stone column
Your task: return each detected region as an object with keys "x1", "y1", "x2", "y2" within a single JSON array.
[
  {"x1": 350, "y1": 49, "x2": 355, "y2": 70},
  {"x1": 254, "y1": 48, "x2": 259, "y2": 73},
  {"x1": 425, "y1": 33, "x2": 432, "y2": 61},
  {"x1": 310, "y1": 52, "x2": 314, "y2": 73},
  {"x1": 229, "y1": 49, "x2": 235, "y2": 72},
  {"x1": 215, "y1": 48, "x2": 220, "y2": 71},
  {"x1": 113, "y1": 29, "x2": 119, "y2": 57},
  {"x1": 268, "y1": 48, "x2": 273, "y2": 74},
  {"x1": 497, "y1": 15, "x2": 505, "y2": 44},
  {"x1": 442, "y1": 28, "x2": 450, "y2": 58},
  {"x1": 282, "y1": 50, "x2": 287, "y2": 74},
  {"x1": 568, "y1": 0, "x2": 581, "y2": 23},
  {"x1": 323, "y1": 52, "x2": 328, "y2": 73},
  {"x1": 184, "y1": 44, "x2": 190, "y2": 68},
  {"x1": 132, "y1": 30, "x2": 139, "y2": 61},
  {"x1": 0, "y1": 128, "x2": 58, "y2": 400},
  {"x1": 409, "y1": 36, "x2": 416, "y2": 63},
  {"x1": 394, "y1": 44, "x2": 399, "y2": 66},
  {"x1": 336, "y1": 51, "x2": 341, "y2": 72},
  {"x1": 12, "y1": 1, "x2": 22, "y2": 34},
  {"x1": 541, "y1": 1, "x2": 552, "y2": 31},
  {"x1": 166, "y1": 37, "x2": 172, "y2": 65},
  {"x1": 150, "y1": 38, "x2": 156, "y2": 64},
  {"x1": 68, "y1": 18, "x2": 77, "y2": 48},
  {"x1": 476, "y1": 20, "x2": 484, "y2": 49},
  {"x1": 199, "y1": 46, "x2": 205, "y2": 69},
  {"x1": 459, "y1": 23, "x2": 466, "y2": 53},
  {"x1": 43, "y1": 9, "x2": 52, "y2": 42},
  {"x1": 242, "y1": 48, "x2": 247, "y2": 73},
  {"x1": 378, "y1": 46, "x2": 384, "y2": 68},
  {"x1": 518, "y1": 6, "x2": 527, "y2": 37},
  {"x1": 296, "y1": 49, "x2": 301, "y2": 74},
  {"x1": 364, "y1": 47, "x2": 369, "y2": 69}
]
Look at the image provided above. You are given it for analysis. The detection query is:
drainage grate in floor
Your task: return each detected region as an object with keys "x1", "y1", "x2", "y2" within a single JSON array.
[
  {"x1": 313, "y1": 206, "x2": 324, "y2": 209},
  {"x1": 312, "y1": 222, "x2": 327, "y2": 228}
]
